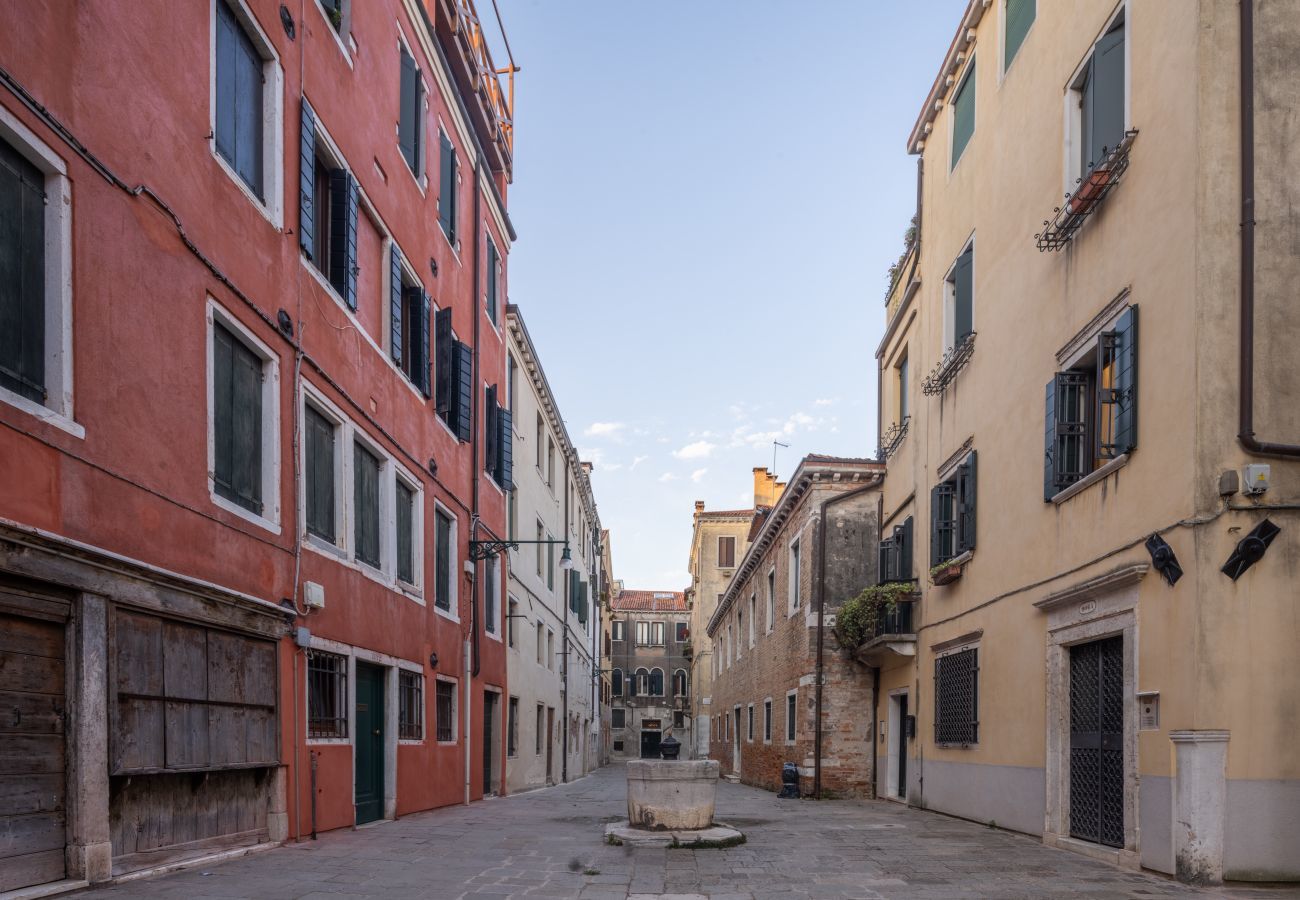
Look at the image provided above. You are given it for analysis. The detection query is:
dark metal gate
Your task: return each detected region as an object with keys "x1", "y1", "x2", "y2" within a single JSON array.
[{"x1": 1069, "y1": 635, "x2": 1124, "y2": 847}]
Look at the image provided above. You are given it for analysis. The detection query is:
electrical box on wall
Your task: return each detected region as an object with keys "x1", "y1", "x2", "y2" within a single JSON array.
[
  {"x1": 1138, "y1": 692, "x2": 1160, "y2": 730},
  {"x1": 904, "y1": 714, "x2": 917, "y2": 740},
  {"x1": 1242, "y1": 464, "x2": 1270, "y2": 495},
  {"x1": 304, "y1": 581, "x2": 325, "y2": 609}
]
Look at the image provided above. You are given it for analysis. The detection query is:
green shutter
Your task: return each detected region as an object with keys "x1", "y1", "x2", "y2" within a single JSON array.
[
  {"x1": 399, "y1": 47, "x2": 418, "y2": 173},
  {"x1": 417, "y1": 291, "x2": 432, "y2": 398},
  {"x1": 1091, "y1": 20, "x2": 1125, "y2": 171},
  {"x1": 484, "y1": 384, "x2": 498, "y2": 477},
  {"x1": 1004, "y1": 0, "x2": 1035, "y2": 71},
  {"x1": 453, "y1": 341, "x2": 473, "y2": 442},
  {"x1": 0, "y1": 137, "x2": 47, "y2": 404},
  {"x1": 951, "y1": 62, "x2": 976, "y2": 168},
  {"x1": 354, "y1": 442, "x2": 381, "y2": 568},
  {"x1": 389, "y1": 246, "x2": 404, "y2": 365},
  {"x1": 953, "y1": 248, "x2": 973, "y2": 342},
  {"x1": 1043, "y1": 379, "x2": 1057, "y2": 501},
  {"x1": 435, "y1": 307, "x2": 452, "y2": 418},
  {"x1": 498, "y1": 406, "x2": 513, "y2": 489},
  {"x1": 486, "y1": 239, "x2": 498, "y2": 324},
  {"x1": 956, "y1": 451, "x2": 977, "y2": 554},
  {"x1": 438, "y1": 131, "x2": 456, "y2": 241},
  {"x1": 298, "y1": 101, "x2": 316, "y2": 260},
  {"x1": 396, "y1": 481, "x2": 414, "y2": 584},
  {"x1": 305, "y1": 405, "x2": 335, "y2": 542}
]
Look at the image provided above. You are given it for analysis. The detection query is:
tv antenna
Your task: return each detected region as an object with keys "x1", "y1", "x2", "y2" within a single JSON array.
[{"x1": 772, "y1": 440, "x2": 789, "y2": 479}]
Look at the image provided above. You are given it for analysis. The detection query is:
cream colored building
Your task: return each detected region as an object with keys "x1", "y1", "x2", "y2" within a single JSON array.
[
  {"x1": 504, "y1": 306, "x2": 603, "y2": 792},
  {"x1": 863, "y1": 0, "x2": 1300, "y2": 885}
]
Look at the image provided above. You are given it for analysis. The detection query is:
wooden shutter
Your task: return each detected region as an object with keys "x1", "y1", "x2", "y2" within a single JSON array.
[
  {"x1": 353, "y1": 442, "x2": 381, "y2": 567},
  {"x1": 930, "y1": 482, "x2": 955, "y2": 566},
  {"x1": 435, "y1": 510, "x2": 451, "y2": 610},
  {"x1": 399, "y1": 47, "x2": 418, "y2": 173},
  {"x1": 402, "y1": 286, "x2": 425, "y2": 383},
  {"x1": 498, "y1": 406, "x2": 513, "y2": 489},
  {"x1": 435, "y1": 307, "x2": 452, "y2": 418},
  {"x1": 418, "y1": 291, "x2": 432, "y2": 397},
  {"x1": 213, "y1": 324, "x2": 262, "y2": 514},
  {"x1": 486, "y1": 239, "x2": 498, "y2": 323},
  {"x1": 328, "y1": 170, "x2": 357, "y2": 306},
  {"x1": 343, "y1": 176, "x2": 359, "y2": 307},
  {"x1": 305, "y1": 405, "x2": 335, "y2": 542},
  {"x1": 1090, "y1": 20, "x2": 1125, "y2": 170},
  {"x1": 484, "y1": 385, "x2": 498, "y2": 477},
  {"x1": 1110, "y1": 305, "x2": 1138, "y2": 454},
  {"x1": 900, "y1": 516, "x2": 914, "y2": 580},
  {"x1": 956, "y1": 451, "x2": 978, "y2": 554},
  {"x1": 1053, "y1": 372, "x2": 1089, "y2": 491},
  {"x1": 1043, "y1": 379, "x2": 1057, "y2": 501},
  {"x1": 389, "y1": 245, "x2": 404, "y2": 364},
  {"x1": 214, "y1": 2, "x2": 238, "y2": 169},
  {"x1": 578, "y1": 580, "x2": 588, "y2": 625},
  {"x1": 953, "y1": 248, "x2": 973, "y2": 342},
  {"x1": 453, "y1": 341, "x2": 473, "y2": 441},
  {"x1": 0, "y1": 137, "x2": 46, "y2": 404},
  {"x1": 1004, "y1": 0, "x2": 1035, "y2": 71},
  {"x1": 877, "y1": 535, "x2": 895, "y2": 584},
  {"x1": 298, "y1": 101, "x2": 316, "y2": 260},
  {"x1": 951, "y1": 62, "x2": 975, "y2": 168},
  {"x1": 438, "y1": 131, "x2": 455, "y2": 239},
  {"x1": 216, "y1": 0, "x2": 264, "y2": 198},
  {"x1": 396, "y1": 481, "x2": 414, "y2": 584}
]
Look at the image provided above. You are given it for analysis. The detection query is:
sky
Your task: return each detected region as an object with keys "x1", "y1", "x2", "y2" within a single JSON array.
[{"x1": 496, "y1": 1, "x2": 965, "y2": 589}]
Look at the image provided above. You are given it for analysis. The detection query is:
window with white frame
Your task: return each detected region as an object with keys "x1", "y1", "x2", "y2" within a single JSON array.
[
  {"x1": 944, "y1": 240, "x2": 975, "y2": 352},
  {"x1": 1002, "y1": 0, "x2": 1035, "y2": 74},
  {"x1": 437, "y1": 127, "x2": 457, "y2": 243},
  {"x1": 611, "y1": 668, "x2": 623, "y2": 697},
  {"x1": 1070, "y1": 9, "x2": 1127, "y2": 183},
  {"x1": 788, "y1": 538, "x2": 802, "y2": 612},
  {"x1": 649, "y1": 668, "x2": 664, "y2": 697},
  {"x1": 317, "y1": 0, "x2": 350, "y2": 42},
  {"x1": 673, "y1": 668, "x2": 687, "y2": 698},
  {"x1": 717, "y1": 535, "x2": 736, "y2": 568},
  {"x1": 786, "y1": 690, "x2": 797, "y2": 742},
  {"x1": 208, "y1": 302, "x2": 280, "y2": 528},
  {"x1": 766, "y1": 569, "x2": 776, "y2": 632},
  {"x1": 612, "y1": 620, "x2": 625, "y2": 643},
  {"x1": 485, "y1": 234, "x2": 501, "y2": 325},
  {"x1": 435, "y1": 679, "x2": 456, "y2": 742},
  {"x1": 635, "y1": 621, "x2": 649, "y2": 646},
  {"x1": 950, "y1": 57, "x2": 975, "y2": 171},
  {"x1": 304, "y1": 400, "x2": 340, "y2": 544},
  {"x1": 0, "y1": 113, "x2": 74, "y2": 430},
  {"x1": 651, "y1": 622, "x2": 665, "y2": 646},
  {"x1": 398, "y1": 669, "x2": 423, "y2": 740},
  {"x1": 212, "y1": 0, "x2": 283, "y2": 218},
  {"x1": 434, "y1": 505, "x2": 455, "y2": 612},
  {"x1": 484, "y1": 554, "x2": 500, "y2": 635},
  {"x1": 398, "y1": 36, "x2": 426, "y2": 180},
  {"x1": 748, "y1": 594, "x2": 756, "y2": 647}
]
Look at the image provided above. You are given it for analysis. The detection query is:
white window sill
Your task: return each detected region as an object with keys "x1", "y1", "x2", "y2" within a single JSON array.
[
  {"x1": 211, "y1": 490, "x2": 281, "y2": 535},
  {"x1": 432, "y1": 604, "x2": 460, "y2": 625},
  {"x1": 211, "y1": 144, "x2": 281, "y2": 230},
  {"x1": 307, "y1": 737, "x2": 350, "y2": 746},
  {"x1": 304, "y1": 531, "x2": 347, "y2": 560},
  {"x1": 437, "y1": 220, "x2": 461, "y2": 262},
  {"x1": 398, "y1": 739, "x2": 423, "y2": 747},
  {"x1": 1050, "y1": 453, "x2": 1130, "y2": 505},
  {"x1": 0, "y1": 386, "x2": 83, "y2": 439},
  {"x1": 312, "y1": 0, "x2": 354, "y2": 67},
  {"x1": 484, "y1": 629, "x2": 502, "y2": 644}
]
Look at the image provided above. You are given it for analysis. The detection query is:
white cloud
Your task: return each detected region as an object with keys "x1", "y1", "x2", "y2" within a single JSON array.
[
  {"x1": 584, "y1": 421, "x2": 625, "y2": 439},
  {"x1": 658, "y1": 472, "x2": 677, "y2": 483},
  {"x1": 673, "y1": 440, "x2": 716, "y2": 460},
  {"x1": 603, "y1": 462, "x2": 624, "y2": 472},
  {"x1": 690, "y1": 468, "x2": 708, "y2": 483},
  {"x1": 814, "y1": 397, "x2": 838, "y2": 407},
  {"x1": 630, "y1": 455, "x2": 649, "y2": 470}
]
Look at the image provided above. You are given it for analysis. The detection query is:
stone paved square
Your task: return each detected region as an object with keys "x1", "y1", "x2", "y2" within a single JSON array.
[{"x1": 76, "y1": 763, "x2": 1296, "y2": 899}]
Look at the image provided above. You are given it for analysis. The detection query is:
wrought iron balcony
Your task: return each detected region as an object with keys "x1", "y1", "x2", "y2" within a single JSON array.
[
  {"x1": 852, "y1": 598, "x2": 917, "y2": 666},
  {"x1": 921, "y1": 332, "x2": 976, "y2": 396},
  {"x1": 1035, "y1": 131, "x2": 1138, "y2": 252},
  {"x1": 878, "y1": 417, "x2": 910, "y2": 462}
]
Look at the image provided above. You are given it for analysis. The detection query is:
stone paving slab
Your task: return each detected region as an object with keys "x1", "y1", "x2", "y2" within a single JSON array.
[{"x1": 75, "y1": 762, "x2": 1297, "y2": 899}]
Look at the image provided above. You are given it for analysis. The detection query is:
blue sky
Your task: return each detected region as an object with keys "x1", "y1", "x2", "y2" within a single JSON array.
[{"x1": 499, "y1": 1, "x2": 964, "y2": 589}]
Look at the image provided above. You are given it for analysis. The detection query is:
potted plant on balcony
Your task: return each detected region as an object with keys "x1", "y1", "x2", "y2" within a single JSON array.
[
  {"x1": 1068, "y1": 163, "x2": 1114, "y2": 215},
  {"x1": 834, "y1": 581, "x2": 917, "y2": 650},
  {"x1": 930, "y1": 559, "x2": 965, "y2": 586}
]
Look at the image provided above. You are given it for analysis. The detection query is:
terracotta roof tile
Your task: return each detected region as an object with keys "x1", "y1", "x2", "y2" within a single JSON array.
[{"x1": 611, "y1": 590, "x2": 687, "y2": 612}]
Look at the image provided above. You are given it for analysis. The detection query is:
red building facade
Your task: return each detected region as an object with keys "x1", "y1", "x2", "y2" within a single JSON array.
[{"x1": 0, "y1": 0, "x2": 515, "y2": 890}]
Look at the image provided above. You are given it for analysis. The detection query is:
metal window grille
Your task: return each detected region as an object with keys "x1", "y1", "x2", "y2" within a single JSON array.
[
  {"x1": 507, "y1": 697, "x2": 518, "y2": 756},
  {"x1": 308, "y1": 650, "x2": 348, "y2": 739},
  {"x1": 397, "y1": 670, "x2": 423, "y2": 740},
  {"x1": 435, "y1": 680, "x2": 455, "y2": 742},
  {"x1": 934, "y1": 648, "x2": 979, "y2": 745},
  {"x1": 612, "y1": 708, "x2": 625, "y2": 728}
]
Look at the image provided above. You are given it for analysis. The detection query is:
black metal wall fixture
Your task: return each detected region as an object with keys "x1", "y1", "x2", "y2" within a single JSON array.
[
  {"x1": 1221, "y1": 518, "x2": 1281, "y2": 581},
  {"x1": 1145, "y1": 534, "x2": 1183, "y2": 586}
]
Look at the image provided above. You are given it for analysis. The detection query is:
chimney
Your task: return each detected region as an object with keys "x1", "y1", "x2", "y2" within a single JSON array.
[
  {"x1": 694, "y1": 500, "x2": 705, "y2": 516},
  {"x1": 753, "y1": 467, "x2": 786, "y2": 508}
]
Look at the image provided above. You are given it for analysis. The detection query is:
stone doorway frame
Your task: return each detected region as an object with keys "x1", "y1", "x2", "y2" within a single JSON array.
[{"x1": 1036, "y1": 564, "x2": 1146, "y2": 870}]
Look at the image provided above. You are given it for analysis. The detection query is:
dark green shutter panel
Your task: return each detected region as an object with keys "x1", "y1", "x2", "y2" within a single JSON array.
[
  {"x1": 1090, "y1": 20, "x2": 1125, "y2": 172},
  {"x1": 486, "y1": 240, "x2": 498, "y2": 323},
  {"x1": 957, "y1": 450, "x2": 977, "y2": 554},
  {"x1": 1111, "y1": 305, "x2": 1138, "y2": 454},
  {"x1": 438, "y1": 132, "x2": 455, "y2": 240},
  {"x1": 435, "y1": 307, "x2": 452, "y2": 417},
  {"x1": 1043, "y1": 379, "x2": 1057, "y2": 500},
  {"x1": 951, "y1": 62, "x2": 975, "y2": 168},
  {"x1": 354, "y1": 443, "x2": 381, "y2": 567},
  {"x1": 215, "y1": 0, "x2": 264, "y2": 197},
  {"x1": 305, "y1": 405, "x2": 335, "y2": 542},
  {"x1": 418, "y1": 291, "x2": 432, "y2": 397},
  {"x1": 453, "y1": 341, "x2": 473, "y2": 442},
  {"x1": 931, "y1": 482, "x2": 955, "y2": 565},
  {"x1": 1004, "y1": 0, "x2": 1035, "y2": 71},
  {"x1": 399, "y1": 47, "x2": 418, "y2": 173},
  {"x1": 343, "y1": 176, "x2": 359, "y2": 307},
  {"x1": 900, "y1": 516, "x2": 914, "y2": 580},
  {"x1": 953, "y1": 248, "x2": 973, "y2": 342},
  {"x1": 402, "y1": 285, "x2": 425, "y2": 383},
  {"x1": 578, "y1": 580, "x2": 588, "y2": 624},
  {"x1": 0, "y1": 137, "x2": 47, "y2": 404},
  {"x1": 930, "y1": 484, "x2": 944, "y2": 568},
  {"x1": 214, "y1": 3, "x2": 238, "y2": 170},
  {"x1": 1054, "y1": 372, "x2": 1089, "y2": 490},
  {"x1": 328, "y1": 169, "x2": 357, "y2": 306},
  {"x1": 389, "y1": 245, "x2": 403, "y2": 364},
  {"x1": 498, "y1": 406, "x2": 513, "y2": 489},
  {"x1": 484, "y1": 385, "x2": 498, "y2": 476},
  {"x1": 298, "y1": 100, "x2": 316, "y2": 260},
  {"x1": 212, "y1": 324, "x2": 262, "y2": 514},
  {"x1": 212, "y1": 325, "x2": 235, "y2": 506},
  {"x1": 396, "y1": 481, "x2": 414, "y2": 584},
  {"x1": 435, "y1": 512, "x2": 451, "y2": 611}
]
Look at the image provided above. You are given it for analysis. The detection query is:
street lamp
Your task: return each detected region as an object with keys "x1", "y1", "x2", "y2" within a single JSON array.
[{"x1": 559, "y1": 545, "x2": 574, "y2": 570}]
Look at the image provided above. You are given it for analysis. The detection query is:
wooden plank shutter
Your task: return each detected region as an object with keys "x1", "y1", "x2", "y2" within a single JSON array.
[
  {"x1": 578, "y1": 580, "x2": 588, "y2": 625},
  {"x1": 953, "y1": 248, "x2": 973, "y2": 342},
  {"x1": 438, "y1": 131, "x2": 455, "y2": 239},
  {"x1": 931, "y1": 482, "x2": 955, "y2": 565},
  {"x1": 1091, "y1": 20, "x2": 1125, "y2": 170},
  {"x1": 402, "y1": 286, "x2": 424, "y2": 382},
  {"x1": 930, "y1": 485, "x2": 944, "y2": 567},
  {"x1": 214, "y1": 2, "x2": 238, "y2": 169},
  {"x1": 1111, "y1": 305, "x2": 1137, "y2": 454},
  {"x1": 398, "y1": 47, "x2": 418, "y2": 172},
  {"x1": 389, "y1": 245, "x2": 404, "y2": 364},
  {"x1": 484, "y1": 385, "x2": 498, "y2": 477},
  {"x1": 956, "y1": 450, "x2": 978, "y2": 553},
  {"x1": 0, "y1": 137, "x2": 47, "y2": 404},
  {"x1": 354, "y1": 442, "x2": 381, "y2": 567},
  {"x1": 498, "y1": 406, "x2": 513, "y2": 489},
  {"x1": 343, "y1": 176, "x2": 359, "y2": 307},
  {"x1": 396, "y1": 482, "x2": 414, "y2": 584},
  {"x1": 1043, "y1": 379, "x2": 1057, "y2": 500},
  {"x1": 1004, "y1": 0, "x2": 1035, "y2": 70},
  {"x1": 435, "y1": 307, "x2": 452, "y2": 417},
  {"x1": 951, "y1": 62, "x2": 975, "y2": 167},
  {"x1": 298, "y1": 101, "x2": 316, "y2": 260},
  {"x1": 305, "y1": 405, "x2": 336, "y2": 542},
  {"x1": 486, "y1": 240, "x2": 498, "y2": 323},
  {"x1": 418, "y1": 291, "x2": 432, "y2": 397},
  {"x1": 327, "y1": 169, "x2": 352, "y2": 303},
  {"x1": 231, "y1": 7, "x2": 264, "y2": 198},
  {"x1": 900, "y1": 516, "x2": 914, "y2": 579},
  {"x1": 453, "y1": 341, "x2": 473, "y2": 441}
]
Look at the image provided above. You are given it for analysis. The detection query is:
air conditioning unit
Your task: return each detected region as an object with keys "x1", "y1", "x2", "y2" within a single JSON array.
[{"x1": 304, "y1": 581, "x2": 325, "y2": 609}]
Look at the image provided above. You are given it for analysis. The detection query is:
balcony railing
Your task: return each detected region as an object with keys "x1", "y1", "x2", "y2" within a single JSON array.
[
  {"x1": 869, "y1": 598, "x2": 914, "y2": 640},
  {"x1": 878, "y1": 417, "x2": 910, "y2": 462},
  {"x1": 438, "y1": 0, "x2": 517, "y2": 172},
  {"x1": 1035, "y1": 131, "x2": 1138, "y2": 251},
  {"x1": 921, "y1": 332, "x2": 976, "y2": 396}
]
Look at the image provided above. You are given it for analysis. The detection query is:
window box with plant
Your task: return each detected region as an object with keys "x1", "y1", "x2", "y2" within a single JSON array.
[{"x1": 930, "y1": 452, "x2": 976, "y2": 583}]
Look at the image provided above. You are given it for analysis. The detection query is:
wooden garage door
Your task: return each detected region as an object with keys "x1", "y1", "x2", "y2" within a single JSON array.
[{"x1": 0, "y1": 612, "x2": 66, "y2": 892}]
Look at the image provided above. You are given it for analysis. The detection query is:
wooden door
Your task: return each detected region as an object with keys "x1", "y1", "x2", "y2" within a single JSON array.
[
  {"x1": 896, "y1": 694, "x2": 908, "y2": 798},
  {"x1": 481, "y1": 691, "x2": 496, "y2": 795},
  {"x1": 545, "y1": 708, "x2": 554, "y2": 781},
  {"x1": 354, "y1": 663, "x2": 384, "y2": 825},
  {"x1": 0, "y1": 612, "x2": 66, "y2": 892}
]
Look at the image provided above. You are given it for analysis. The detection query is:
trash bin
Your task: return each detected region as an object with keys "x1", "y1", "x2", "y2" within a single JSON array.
[{"x1": 778, "y1": 762, "x2": 800, "y2": 798}]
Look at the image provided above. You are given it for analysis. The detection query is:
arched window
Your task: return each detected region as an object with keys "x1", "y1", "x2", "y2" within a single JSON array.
[
  {"x1": 634, "y1": 668, "x2": 649, "y2": 696},
  {"x1": 611, "y1": 668, "x2": 623, "y2": 697},
  {"x1": 673, "y1": 669, "x2": 688, "y2": 697},
  {"x1": 649, "y1": 668, "x2": 664, "y2": 697}
]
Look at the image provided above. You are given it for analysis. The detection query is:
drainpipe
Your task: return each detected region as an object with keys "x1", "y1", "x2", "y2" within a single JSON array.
[
  {"x1": 471, "y1": 156, "x2": 485, "y2": 677},
  {"x1": 870, "y1": 665, "x2": 881, "y2": 799},
  {"x1": 561, "y1": 463, "x2": 570, "y2": 783},
  {"x1": 1237, "y1": 0, "x2": 1300, "y2": 459},
  {"x1": 464, "y1": 636, "x2": 472, "y2": 804},
  {"x1": 813, "y1": 480, "x2": 880, "y2": 798}
]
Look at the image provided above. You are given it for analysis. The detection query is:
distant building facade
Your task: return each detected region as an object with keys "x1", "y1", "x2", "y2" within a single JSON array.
[{"x1": 607, "y1": 590, "x2": 690, "y2": 759}]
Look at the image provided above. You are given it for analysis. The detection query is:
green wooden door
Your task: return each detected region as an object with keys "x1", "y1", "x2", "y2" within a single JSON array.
[{"x1": 354, "y1": 663, "x2": 384, "y2": 825}]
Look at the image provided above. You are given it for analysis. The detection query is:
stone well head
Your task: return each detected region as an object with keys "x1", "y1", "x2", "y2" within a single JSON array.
[{"x1": 625, "y1": 759, "x2": 720, "y2": 831}]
